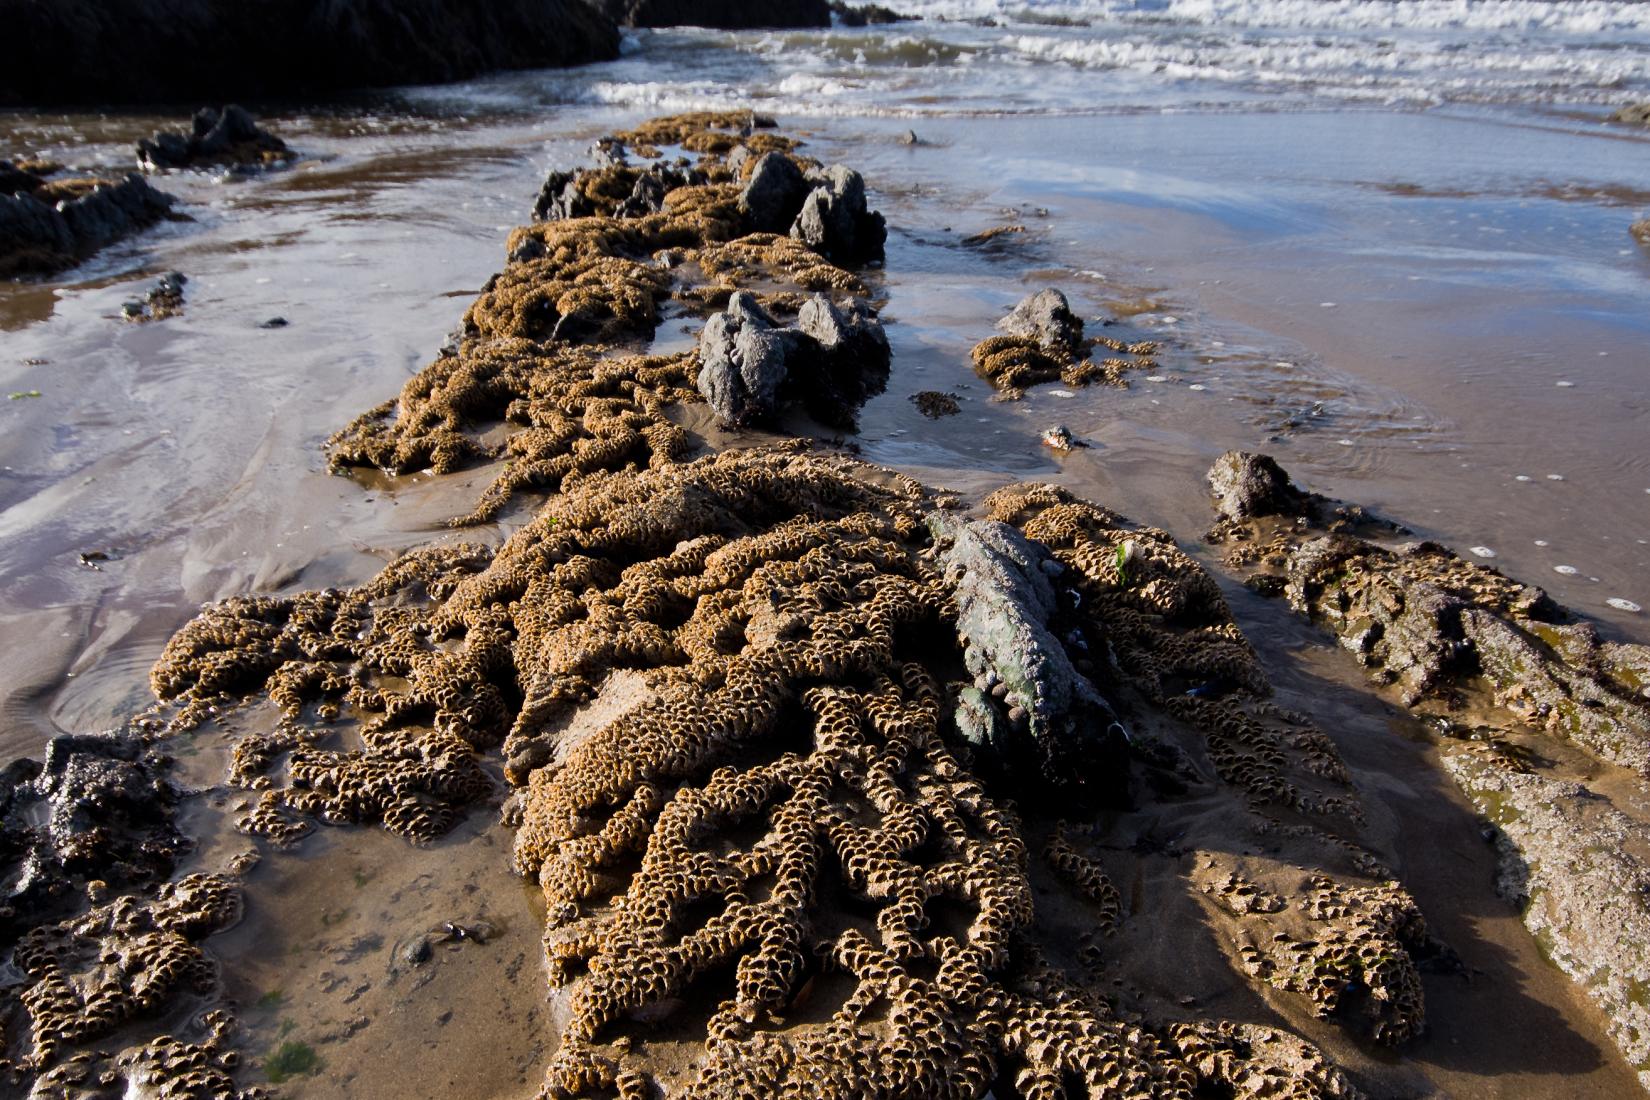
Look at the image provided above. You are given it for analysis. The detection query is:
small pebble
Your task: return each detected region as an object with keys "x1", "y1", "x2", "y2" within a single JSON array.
[
  {"x1": 1515, "y1": 475, "x2": 1532, "y2": 482},
  {"x1": 1337, "y1": 438, "x2": 1354, "y2": 446},
  {"x1": 1188, "y1": 383, "x2": 1206, "y2": 391},
  {"x1": 1533, "y1": 539, "x2": 1549, "y2": 547},
  {"x1": 1469, "y1": 546, "x2": 1496, "y2": 558},
  {"x1": 1546, "y1": 474, "x2": 1565, "y2": 481},
  {"x1": 1048, "y1": 388, "x2": 1076, "y2": 398},
  {"x1": 1555, "y1": 380, "x2": 1575, "y2": 387},
  {"x1": 260, "y1": 317, "x2": 289, "y2": 329},
  {"x1": 1607, "y1": 598, "x2": 1642, "y2": 613},
  {"x1": 1145, "y1": 375, "x2": 1167, "y2": 382},
  {"x1": 1554, "y1": 565, "x2": 1579, "y2": 576}
]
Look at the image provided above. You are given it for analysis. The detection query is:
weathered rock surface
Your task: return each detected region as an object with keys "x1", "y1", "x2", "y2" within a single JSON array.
[
  {"x1": 792, "y1": 164, "x2": 887, "y2": 266},
  {"x1": 592, "y1": 0, "x2": 830, "y2": 27},
  {"x1": 738, "y1": 151, "x2": 810, "y2": 234},
  {"x1": 137, "y1": 105, "x2": 289, "y2": 171},
  {"x1": 930, "y1": 512, "x2": 1128, "y2": 792},
  {"x1": 532, "y1": 159, "x2": 703, "y2": 222},
  {"x1": 0, "y1": 0, "x2": 620, "y2": 107},
  {"x1": 1447, "y1": 754, "x2": 1650, "y2": 1089},
  {"x1": 1609, "y1": 102, "x2": 1650, "y2": 125},
  {"x1": 2, "y1": 168, "x2": 175, "y2": 277},
  {"x1": 1207, "y1": 450, "x2": 1308, "y2": 522},
  {"x1": 1633, "y1": 218, "x2": 1650, "y2": 248},
  {"x1": 997, "y1": 287, "x2": 1084, "y2": 356},
  {"x1": 696, "y1": 289, "x2": 890, "y2": 428},
  {"x1": 0, "y1": 732, "x2": 187, "y2": 945},
  {"x1": 1209, "y1": 451, "x2": 1650, "y2": 1087}
]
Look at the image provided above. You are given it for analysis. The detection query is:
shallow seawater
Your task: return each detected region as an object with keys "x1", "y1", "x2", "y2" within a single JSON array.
[{"x1": 2, "y1": 8, "x2": 1649, "y2": 1095}]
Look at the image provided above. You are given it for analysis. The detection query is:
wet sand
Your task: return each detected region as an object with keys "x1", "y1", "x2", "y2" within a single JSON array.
[{"x1": 2, "y1": 102, "x2": 1648, "y2": 1096}]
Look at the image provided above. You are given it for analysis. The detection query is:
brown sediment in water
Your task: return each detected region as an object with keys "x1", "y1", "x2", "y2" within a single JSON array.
[
  {"x1": 1206, "y1": 449, "x2": 1650, "y2": 1088},
  {"x1": 3, "y1": 112, "x2": 1638, "y2": 1099}
]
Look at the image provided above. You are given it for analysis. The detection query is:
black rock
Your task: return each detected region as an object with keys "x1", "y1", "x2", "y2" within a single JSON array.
[
  {"x1": 791, "y1": 164, "x2": 886, "y2": 266},
  {"x1": 739, "y1": 151, "x2": 809, "y2": 234},
  {"x1": 0, "y1": 731, "x2": 188, "y2": 946},
  {"x1": 138, "y1": 105, "x2": 288, "y2": 171},
  {"x1": 696, "y1": 290, "x2": 890, "y2": 429},
  {"x1": 831, "y1": 0, "x2": 913, "y2": 25},
  {"x1": 260, "y1": 317, "x2": 289, "y2": 329},
  {"x1": 2, "y1": 172, "x2": 175, "y2": 278}
]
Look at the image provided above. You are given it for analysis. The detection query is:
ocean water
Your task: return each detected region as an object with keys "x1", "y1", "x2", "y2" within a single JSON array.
[{"x1": 411, "y1": 0, "x2": 1650, "y2": 115}]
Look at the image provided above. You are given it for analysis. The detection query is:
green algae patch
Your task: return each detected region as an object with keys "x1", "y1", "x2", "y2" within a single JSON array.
[{"x1": 266, "y1": 1039, "x2": 321, "y2": 1083}]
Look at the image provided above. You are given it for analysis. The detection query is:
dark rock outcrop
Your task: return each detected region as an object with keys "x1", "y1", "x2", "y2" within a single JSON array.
[
  {"x1": 0, "y1": 732, "x2": 188, "y2": 945},
  {"x1": 593, "y1": 0, "x2": 829, "y2": 27},
  {"x1": 930, "y1": 512, "x2": 1128, "y2": 794},
  {"x1": 2, "y1": 166, "x2": 176, "y2": 277},
  {"x1": 792, "y1": 164, "x2": 887, "y2": 266},
  {"x1": 137, "y1": 105, "x2": 289, "y2": 171},
  {"x1": 0, "y1": 0, "x2": 620, "y2": 107},
  {"x1": 1207, "y1": 450, "x2": 1308, "y2": 523},
  {"x1": 695, "y1": 290, "x2": 890, "y2": 428},
  {"x1": 739, "y1": 151, "x2": 810, "y2": 234},
  {"x1": 532, "y1": 159, "x2": 703, "y2": 222},
  {"x1": 997, "y1": 287, "x2": 1084, "y2": 356}
]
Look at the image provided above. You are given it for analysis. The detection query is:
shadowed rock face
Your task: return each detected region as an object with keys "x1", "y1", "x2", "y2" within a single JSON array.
[
  {"x1": 0, "y1": 0, "x2": 620, "y2": 107},
  {"x1": 1, "y1": 165, "x2": 176, "y2": 277},
  {"x1": 696, "y1": 289, "x2": 890, "y2": 428},
  {"x1": 592, "y1": 0, "x2": 830, "y2": 27},
  {"x1": 1206, "y1": 450, "x2": 1650, "y2": 1088},
  {"x1": 0, "y1": 732, "x2": 187, "y2": 946},
  {"x1": 136, "y1": 106, "x2": 289, "y2": 171}
]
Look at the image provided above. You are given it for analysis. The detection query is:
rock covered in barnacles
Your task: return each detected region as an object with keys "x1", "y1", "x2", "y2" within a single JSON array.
[
  {"x1": 791, "y1": 163, "x2": 886, "y2": 266},
  {"x1": 696, "y1": 290, "x2": 890, "y2": 429},
  {"x1": 738, "y1": 150, "x2": 809, "y2": 234},
  {"x1": 1207, "y1": 450, "x2": 1309, "y2": 522},
  {"x1": 929, "y1": 512, "x2": 1127, "y2": 793},
  {"x1": 997, "y1": 287, "x2": 1084, "y2": 356},
  {"x1": 136, "y1": 105, "x2": 289, "y2": 171}
]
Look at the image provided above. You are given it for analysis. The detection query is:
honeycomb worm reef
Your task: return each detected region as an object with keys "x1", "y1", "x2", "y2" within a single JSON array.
[
  {"x1": 1207, "y1": 449, "x2": 1650, "y2": 1088},
  {"x1": 2, "y1": 115, "x2": 1509, "y2": 1097}
]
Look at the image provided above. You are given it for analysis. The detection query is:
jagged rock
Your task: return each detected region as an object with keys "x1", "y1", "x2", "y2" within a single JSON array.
[
  {"x1": 0, "y1": 732, "x2": 187, "y2": 945},
  {"x1": 1448, "y1": 754, "x2": 1650, "y2": 1088},
  {"x1": 791, "y1": 164, "x2": 886, "y2": 266},
  {"x1": 996, "y1": 287, "x2": 1084, "y2": 356},
  {"x1": 0, "y1": 0, "x2": 620, "y2": 107},
  {"x1": 696, "y1": 291, "x2": 890, "y2": 429},
  {"x1": 2, "y1": 171, "x2": 175, "y2": 278},
  {"x1": 1208, "y1": 450, "x2": 1308, "y2": 522},
  {"x1": 793, "y1": 294, "x2": 890, "y2": 426},
  {"x1": 1609, "y1": 103, "x2": 1650, "y2": 125},
  {"x1": 696, "y1": 291, "x2": 801, "y2": 427},
  {"x1": 929, "y1": 512, "x2": 1128, "y2": 793},
  {"x1": 532, "y1": 160, "x2": 702, "y2": 222},
  {"x1": 739, "y1": 151, "x2": 809, "y2": 234},
  {"x1": 137, "y1": 105, "x2": 288, "y2": 171},
  {"x1": 592, "y1": 0, "x2": 830, "y2": 27}
]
